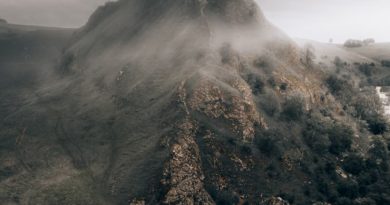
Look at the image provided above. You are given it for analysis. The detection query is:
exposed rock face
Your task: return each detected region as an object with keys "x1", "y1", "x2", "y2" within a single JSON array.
[
  {"x1": 264, "y1": 197, "x2": 290, "y2": 205},
  {"x1": 161, "y1": 119, "x2": 214, "y2": 205},
  {"x1": 187, "y1": 78, "x2": 267, "y2": 141},
  {"x1": 129, "y1": 199, "x2": 145, "y2": 205}
]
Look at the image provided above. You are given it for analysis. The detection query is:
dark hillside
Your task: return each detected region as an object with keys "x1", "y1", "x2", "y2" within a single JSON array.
[{"x1": 1, "y1": 1, "x2": 390, "y2": 205}]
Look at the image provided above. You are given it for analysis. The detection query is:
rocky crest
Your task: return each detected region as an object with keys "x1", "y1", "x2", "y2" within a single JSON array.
[{"x1": 161, "y1": 119, "x2": 214, "y2": 205}]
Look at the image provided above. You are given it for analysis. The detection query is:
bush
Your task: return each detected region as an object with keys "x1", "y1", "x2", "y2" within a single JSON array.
[
  {"x1": 303, "y1": 114, "x2": 331, "y2": 154},
  {"x1": 359, "y1": 63, "x2": 376, "y2": 77},
  {"x1": 381, "y1": 60, "x2": 390, "y2": 68},
  {"x1": 281, "y1": 95, "x2": 305, "y2": 121},
  {"x1": 255, "y1": 129, "x2": 281, "y2": 157},
  {"x1": 334, "y1": 56, "x2": 345, "y2": 68},
  {"x1": 335, "y1": 197, "x2": 353, "y2": 205},
  {"x1": 368, "y1": 138, "x2": 389, "y2": 163},
  {"x1": 260, "y1": 92, "x2": 281, "y2": 117},
  {"x1": 326, "y1": 75, "x2": 353, "y2": 95},
  {"x1": 244, "y1": 73, "x2": 265, "y2": 95},
  {"x1": 343, "y1": 154, "x2": 365, "y2": 175},
  {"x1": 328, "y1": 123, "x2": 354, "y2": 155},
  {"x1": 280, "y1": 83, "x2": 288, "y2": 91},
  {"x1": 216, "y1": 191, "x2": 240, "y2": 205},
  {"x1": 337, "y1": 180, "x2": 359, "y2": 199},
  {"x1": 353, "y1": 92, "x2": 382, "y2": 120},
  {"x1": 367, "y1": 115, "x2": 388, "y2": 135}
]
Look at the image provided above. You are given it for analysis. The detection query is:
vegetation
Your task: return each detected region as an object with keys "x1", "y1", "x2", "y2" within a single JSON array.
[
  {"x1": 381, "y1": 60, "x2": 390, "y2": 68},
  {"x1": 281, "y1": 95, "x2": 305, "y2": 121},
  {"x1": 358, "y1": 63, "x2": 377, "y2": 77},
  {"x1": 344, "y1": 38, "x2": 375, "y2": 48}
]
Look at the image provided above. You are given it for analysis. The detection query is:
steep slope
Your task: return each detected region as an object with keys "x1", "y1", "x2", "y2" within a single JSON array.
[
  {"x1": 1, "y1": 1, "x2": 390, "y2": 205},
  {"x1": 52, "y1": 1, "x2": 309, "y2": 203}
]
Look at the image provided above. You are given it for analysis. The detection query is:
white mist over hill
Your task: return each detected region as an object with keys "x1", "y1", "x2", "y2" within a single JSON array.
[
  {"x1": 1, "y1": 0, "x2": 390, "y2": 43},
  {"x1": 258, "y1": 0, "x2": 390, "y2": 43}
]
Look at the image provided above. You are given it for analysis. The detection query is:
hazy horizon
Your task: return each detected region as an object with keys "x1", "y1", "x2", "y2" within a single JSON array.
[{"x1": 0, "y1": 0, "x2": 389, "y2": 43}]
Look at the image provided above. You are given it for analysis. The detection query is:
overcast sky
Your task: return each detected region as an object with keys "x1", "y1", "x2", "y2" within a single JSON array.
[{"x1": 0, "y1": 0, "x2": 389, "y2": 43}]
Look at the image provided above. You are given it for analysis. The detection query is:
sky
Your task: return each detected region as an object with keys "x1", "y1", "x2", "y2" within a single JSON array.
[{"x1": 0, "y1": 0, "x2": 389, "y2": 43}]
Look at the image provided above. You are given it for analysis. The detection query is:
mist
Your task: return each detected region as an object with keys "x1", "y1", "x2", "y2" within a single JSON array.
[
  {"x1": 258, "y1": 0, "x2": 390, "y2": 43},
  {"x1": 1, "y1": 0, "x2": 390, "y2": 43}
]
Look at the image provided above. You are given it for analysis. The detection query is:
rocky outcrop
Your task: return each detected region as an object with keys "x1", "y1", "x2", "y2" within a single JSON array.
[
  {"x1": 129, "y1": 199, "x2": 145, "y2": 205},
  {"x1": 187, "y1": 78, "x2": 267, "y2": 141},
  {"x1": 263, "y1": 197, "x2": 290, "y2": 205},
  {"x1": 161, "y1": 119, "x2": 215, "y2": 205}
]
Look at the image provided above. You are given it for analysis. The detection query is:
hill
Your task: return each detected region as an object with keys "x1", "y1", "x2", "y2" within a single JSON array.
[{"x1": 1, "y1": 1, "x2": 390, "y2": 205}]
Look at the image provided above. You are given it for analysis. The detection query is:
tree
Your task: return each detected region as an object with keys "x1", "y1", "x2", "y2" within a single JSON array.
[
  {"x1": 363, "y1": 38, "x2": 375, "y2": 46},
  {"x1": 344, "y1": 39, "x2": 363, "y2": 48},
  {"x1": 0, "y1": 18, "x2": 7, "y2": 24}
]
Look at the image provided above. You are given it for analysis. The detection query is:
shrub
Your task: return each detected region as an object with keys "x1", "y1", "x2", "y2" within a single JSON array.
[
  {"x1": 216, "y1": 191, "x2": 240, "y2": 205},
  {"x1": 335, "y1": 197, "x2": 353, "y2": 205},
  {"x1": 240, "y1": 145, "x2": 252, "y2": 156},
  {"x1": 381, "y1": 60, "x2": 390, "y2": 68},
  {"x1": 326, "y1": 75, "x2": 352, "y2": 95},
  {"x1": 260, "y1": 92, "x2": 281, "y2": 117},
  {"x1": 281, "y1": 95, "x2": 305, "y2": 121},
  {"x1": 337, "y1": 180, "x2": 359, "y2": 199},
  {"x1": 353, "y1": 92, "x2": 382, "y2": 120},
  {"x1": 328, "y1": 123, "x2": 354, "y2": 155},
  {"x1": 358, "y1": 63, "x2": 376, "y2": 77},
  {"x1": 267, "y1": 77, "x2": 276, "y2": 87},
  {"x1": 303, "y1": 114, "x2": 331, "y2": 154},
  {"x1": 368, "y1": 138, "x2": 389, "y2": 162},
  {"x1": 244, "y1": 73, "x2": 265, "y2": 95},
  {"x1": 367, "y1": 115, "x2": 388, "y2": 135},
  {"x1": 343, "y1": 154, "x2": 365, "y2": 175},
  {"x1": 334, "y1": 56, "x2": 345, "y2": 68},
  {"x1": 255, "y1": 129, "x2": 281, "y2": 157},
  {"x1": 280, "y1": 83, "x2": 288, "y2": 91},
  {"x1": 256, "y1": 137, "x2": 278, "y2": 157}
]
